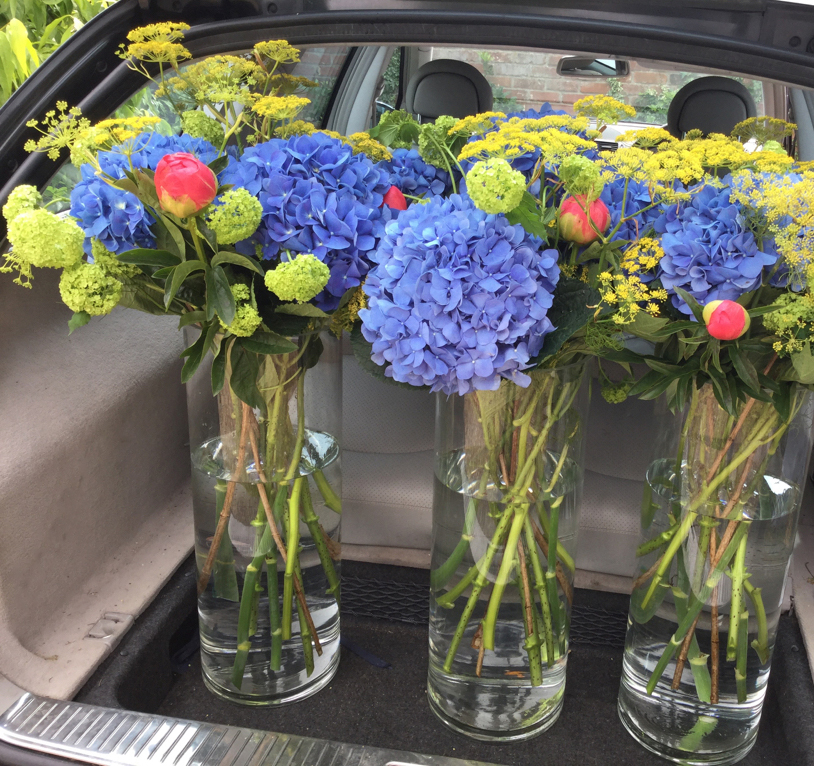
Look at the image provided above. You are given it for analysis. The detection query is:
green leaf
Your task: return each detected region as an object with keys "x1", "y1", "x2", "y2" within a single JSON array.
[
  {"x1": 532, "y1": 277, "x2": 600, "y2": 364},
  {"x1": 648, "y1": 320, "x2": 702, "y2": 339},
  {"x1": 111, "y1": 177, "x2": 140, "y2": 196},
  {"x1": 673, "y1": 287, "x2": 705, "y2": 324},
  {"x1": 151, "y1": 266, "x2": 174, "y2": 280},
  {"x1": 350, "y1": 324, "x2": 428, "y2": 391},
  {"x1": 627, "y1": 369, "x2": 664, "y2": 398},
  {"x1": 239, "y1": 331, "x2": 297, "y2": 355},
  {"x1": 505, "y1": 191, "x2": 548, "y2": 240},
  {"x1": 644, "y1": 358, "x2": 684, "y2": 375},
  {"x1": 275, "y1": 303, "x2": 329, "y2": 318},
  {"x1": 728, "y1": 345, "x2": 761, "y2": 395},
  {"x1": 229, "y1": 342, "x2": 264, "y2": 410},
  {"x1": 178, "y1": 310, "x2": 206, "y2": 329},
  {"x1": 117, "y1": 249, "x2": 181, "y2": 268},
  {"x1": 211, "y1": 250, "x2": 264, "y2": 276},
  {"x1": 773, "y1": 381, "x2": 792, "y2": 422},
  {"x1": 156, "y1": 213, "x2": 187, "y2": 260},
  {"x1": 180, "y1": 323, "x2": 217, "y2": 383},
  {"x1": 208, "y1": 155, "x2": 230, "y2": 175},
  {"x1": 747, "y1": 303, "x2": 780, "y2": 318},
  {"x1": 211, "y1": 336, "x2": 232, "y2": 395},
  {"x1": 302, "y1": 334, "x2": 324, "y2": 371},
  {"x1": 67, "y1": 311, "x2": 91, "y2": 334},
  {"x1": 709, "y1": 369, "x2": 736, "y2": 415},
  {"x1": 628, "y1": 313, "x2": 669, "y2": 343},
  {"x1": 165, "y1": 260, "x2": 208, "y2": 308},
  {"x1": 206, "y1": 265, "x2": 235, "y2": 325},
  {"x1": 791, "y1": 341, "x2": 814, "y2": 385}
]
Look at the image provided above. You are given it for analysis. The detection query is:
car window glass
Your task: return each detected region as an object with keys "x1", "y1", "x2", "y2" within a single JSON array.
[{"x1": 428, "y1": 46, "x2": 766, "y2": 124}]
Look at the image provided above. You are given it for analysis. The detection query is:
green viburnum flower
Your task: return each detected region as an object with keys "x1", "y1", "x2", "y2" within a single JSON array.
[
  {"x1": 264, "y1": 253, "x2": 329, "y2": 304},
  {"x1": 418, "y1": 116, "x2": 458, "y2": 167},
  {"x1": 59, "y1": 262, "x2": 123, "y2": 315},
  {"x1": 90, "y1": 239, "x2": 140, "y2": 279},
  {"x1": 465, "y1": 158, "x2": 526, "y2": 214},
  {"x1": 7, "y1": 209, "x2": 84, "y2": 270},
  {"x1": 220, "y1": 283, "x2": 261, "y2": 336},
  {"x1": 559, "y1": 154, "x2": 603, "y2": 201},
  {"x1": 181, "y1": 110, "x2": 225, "y2": 148},
  {"x1": 3, "y1": 185, "x2": 43, "y2": 225},
  {"x1": 207, "y1": 188, "x2": 263, "y2": 245},
  {"x1": 600, "y1": 378, "x2": 633, "y2": 404}
]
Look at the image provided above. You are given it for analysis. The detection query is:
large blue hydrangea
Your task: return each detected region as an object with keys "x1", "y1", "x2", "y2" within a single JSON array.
[
  {"x1": 653, "y1": 182, "x2": 778, "y2": 314},
  {"x1": 360, "y1": 194, "x2": 560, "y2": 395},
  {"x1": 222, "y1": 133, "x2": 391, "y2": 310},
  {"x1": 600, "y1": 176, "x2": 662, "y2": 243},
  {"x1": 377, "y1": 148, "x2": 452, "y2": 198},
  {"x1": 70, "y1": 133, "x2": 221, "y2": 255}
]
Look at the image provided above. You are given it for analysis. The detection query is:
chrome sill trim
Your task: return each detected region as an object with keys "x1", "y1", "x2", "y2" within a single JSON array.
[{"x1": 0, "y1": 695, "x2": 499, "y2": 766}]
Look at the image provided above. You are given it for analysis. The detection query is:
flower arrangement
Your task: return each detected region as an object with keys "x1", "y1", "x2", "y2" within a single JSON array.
[
  {"x1": 0, "y1": 24, "x2": 412, "y2": 701},
  {"x1": 357, "y1": 97, "x2": 814, "y2": 745}
]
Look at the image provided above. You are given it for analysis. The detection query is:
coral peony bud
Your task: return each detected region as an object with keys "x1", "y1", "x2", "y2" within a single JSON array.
[
  {"x1": 154, "y1": 152, "x2": 218, "y2": 218},
  {"x1": 382, "y1": 186, "x2": 408, "y2": 211},
  {"x1": 702, "y1": 299, "x2": 751, "y2": 340},
  {"x1": 558, "y1": 195, "x2": 610, "y2": 245}
]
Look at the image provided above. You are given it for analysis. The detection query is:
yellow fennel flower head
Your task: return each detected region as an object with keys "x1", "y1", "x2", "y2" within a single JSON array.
[
  {"x1": 181, "y1": 110, "x2": 225, "y2": 147},
  {"x1": 763, "y1": 292, "x2": 814, "y2": 356},
  {"x1": 254, "y1": 40, "x2": 301, "y2": 65},
  {"x1": 270, "y1": 74, "x2": 318, "y2": 94},
  {"x1": 731, "y1": 116, "x2": 796, "y2": 145},
  {"x1": 622, "y1": 237, "x2": 664, "y2": 274},
  {"x1": 264, "y1": 253, "x2": 330, "y2": 304},
  {"x1": 24, "y1": 102, "x2": 89, "y2": 161},
  {"x1": 274, "y1": 120, "x2": 317, "y2": 139},
  {"x1": 207, "y1": 188, "x2": 263, "y2": 245},
  {"x1": 465, "y1": 158, "x2": 526, "y2": 214},
  {"x1": 120, "y1": 40, "x2": 191, "y2": 65},
  {"x1": 175, "y1": 56, "x2": 264, "y2": 106},
  {"x1": 59, "y1": 262, "x2": 122, "y2": 316},
  {"x1": 597, "y1": 272, "x2": 665, "y2": 325},
  {"x1": 7, "y1": 209, "x2": 84, "y2": 270},
  {"x1": 3, "y1": 185, "x2": 42, "y2": 226},
  {"x1": 126, "y1": 22, "x2": 190, "y2": 43},
  {"x1": 449, "y1": 112, "x2": 507, "y2": 137},
  {"x1": 559, "y1": 154, "x2": 603, "y2": 201},
  {"x1": 616, "y1": 127, "x2": 676, "y2": 148},
  {"x1": 347, "y1": 132, "x2": 392, "y2": 161},
  {"x1": 252, "y1": 95, "x2": 310, "y2": 120},
  {"x1": 574, "y1": 95, "x2": 636, "y2": 127},
  {"x1": 330, "y1": 283, "x2": 368, "y2": 337}
]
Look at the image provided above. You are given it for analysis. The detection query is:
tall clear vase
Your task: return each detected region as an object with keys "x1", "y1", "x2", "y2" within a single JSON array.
[
  {"x1": 427, "y1": 361, "x2": 589, "y2": 741},
  {"x1": 618, "y1": 382, "x2": 814, "y2": 764},
  {"x1": 185, "y1": 329, "x2": 342, "y2": 705}
]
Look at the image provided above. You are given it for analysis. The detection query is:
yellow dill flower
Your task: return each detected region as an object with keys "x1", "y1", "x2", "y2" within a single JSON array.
[
  {"x1": 317, "y1": 129, "x2": 344, "y2": 140},
  {"x1": 119, "y1": 41, "x2": 191, "y2": 65},
  {"x1": 731, "y1": 116, "x2": 796, "y2": 145},
  {"x1": 126, "y1": 22, "x2": 190, "y2": 43},
  {"x1": 173, "y1": 56, "x2": 265, "y2": 106},
  {"x1": 616, "y1": 127, "x2": 675, "y2": 148},
  {"x1": 346, "y1": 133, "x2": 392, "y2": 161},
  {"x1": 254, "y1": 40, "x2": 301, "y2": 64},
  {"x1": 274, "y1": 120, "x2": 317, "y2": 139},
  {"x1": 252, "y1": 94, "x2": 310, "y2": 120},
  {"x1": 448, "y1": 112, "x2": 506, "y2": 136},
  {"x1": 270, "y1": 73, "x2": 318, "y2": 94},
  {"x1": 763, "y1": 292, "x2": 814, "y2": 356},
  {"x1": 622, "y1": 237, "x2": 664, "y2": 274},
  {"x1": 597, "y1": 272, "x2": 665, "y2": 325},
  {"x1": 330, "y1": 284, "x2": 368, "y2": 337},
  {"x1": 24, "y1": 102, "x2": 90, "y2": 161},
  {"x1": 574, "y1": 95, "x2": 636, "y2": 129}
]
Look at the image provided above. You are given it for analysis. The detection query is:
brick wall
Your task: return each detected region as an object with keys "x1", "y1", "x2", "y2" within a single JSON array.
[{"x1": 430, "y1": 47, "x2": 764, "y2": 120}]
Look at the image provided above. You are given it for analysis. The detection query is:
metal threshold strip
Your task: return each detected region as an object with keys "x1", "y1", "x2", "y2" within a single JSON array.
[{"x1": 0, "y1": 695, "x2": 499, "y2": 766}]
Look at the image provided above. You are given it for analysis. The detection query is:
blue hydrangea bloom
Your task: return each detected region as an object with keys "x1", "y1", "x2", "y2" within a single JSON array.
[
  {"x1": 70, "y1": 133, "x2": 221, "y2": 255},
  {"x1": 222, "y1": 134, "x2": 391, "y2": 310},
  {"x1": 377, "y1": 148, "x2": 452, "y2": 198},
  {"x1": 360, "y1": 194, "x2": 560, "y2": 395},
  {"x1": 600, "y1": 176, "x2": 662, "y2": 243},
  {"x1": 653, "y1": 182, "x2": 778, "y2": 314}
]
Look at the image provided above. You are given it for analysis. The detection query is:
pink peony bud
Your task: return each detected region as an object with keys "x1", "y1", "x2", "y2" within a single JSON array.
[
  {"x1": 382, "y1": 185, "x2": 408, "y2": 211},
  {"x1": 154, "y1": 152, "x2": 218, "y2": 218},
  {"x1": 558, "y1": 195, "x2": 611, "y2": 245},
  {"x1": 702, "y1": 299, "x2": 751, "y2": 340}
]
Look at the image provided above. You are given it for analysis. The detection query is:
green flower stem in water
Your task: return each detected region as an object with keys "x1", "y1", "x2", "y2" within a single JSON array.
[
  {"x1": 282, "y1": 477, "x2": 303, "y2": 641},
  {"x1": 524, "y1": 515, "x2": 555, "y2": 665},
  {"x1": 313, "y1": 469, "x2": 341, "y2": 514},
  {"x1": 300, "y1": 481, "x2": 341, "y2": 605},
  {"x1": 483, "y1": 504, "x2": 529, "y2": 650},
  {"x1": 735, "y1": 608, "x2": 750, "y2": 703},
  {"x1": 727, "y1": 531, "x2": 749, "y2": 662},
  {"x1": 636, "y1": 521, "x2": 680, "y2": 559},
  {"x1": 294, "y1": 558, "x2": 315, "y2": 677},
  {"x1": 645, "y1": 521, "x2": 750, "y2": 695},
  {"x1": 266, "y1": 549, "x2": 282, "y2": 671},
  {"x1": 284, "y1": 369, "x2": 307, "y2": 484},
  {"x1": 516, "y1": 546, "x2": 543, "y2": 687},
  {"x1": 536, "y1": 504, "x2": 576, "y2": 573},
  {"x1": 546, "y1": 495, "x2": 564, "y2": 636},
  {"x1": 641, "y1": 510, "x2": 697, "y2": 609},
  {"x1": 212, "y1": 480, "x2": 239, "y2": 601},
  {"x1": 744, "y1": 578, "x2": 770, "y2": 664},
  {"x1": 442, "y1": 504, "x2": 515, "y2": 673}
]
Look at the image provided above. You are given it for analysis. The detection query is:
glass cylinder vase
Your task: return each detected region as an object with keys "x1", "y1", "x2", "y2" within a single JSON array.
[
  {"x1": 185, "y1": 329, "x2": 342, "y2": 705},
  {"x1": 619, "y1": 382, "x2": 814, "y2": 764},
  {"x1": 427, "y1": 361, "x2": 589, "y2": 741}
]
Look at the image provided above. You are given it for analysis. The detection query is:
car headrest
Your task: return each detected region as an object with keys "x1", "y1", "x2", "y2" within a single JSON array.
[
  {"x1": 667, "y1": 76, "x2": 757, "y2": 138},
  {"x1": 404, "y1": 59, "x2": 494, "y2": 120}
]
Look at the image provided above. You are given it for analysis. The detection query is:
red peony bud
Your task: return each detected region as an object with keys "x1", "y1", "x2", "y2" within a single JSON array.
[
  {"x1": 154, "y1": 152, "x2": 218, "y2": 218},
  {"x1": 702, "y1": 299, "x2": 751, "y2": 340},
  {"x1": 558, "y1": 195, "x2": 611, "y2": 245},
  {"x1": 382, "y1": 185, "x2": 408, "y2": 211}
]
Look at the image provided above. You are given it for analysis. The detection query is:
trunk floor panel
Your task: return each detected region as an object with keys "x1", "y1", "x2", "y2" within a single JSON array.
[{"x1": 77, "y1": 558, "x2": 809, "y2": 766}]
